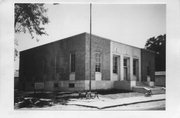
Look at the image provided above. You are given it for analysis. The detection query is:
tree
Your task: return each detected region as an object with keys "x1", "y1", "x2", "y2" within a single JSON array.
[
  {"x1": 145, "y1": 34, "x2": 166, "y2": 71},
  {"x1": 15, "y1": 3, "x2": 49, "y2": 39},
  {"x1": 14, "y1": 4, "x2": 50, "y2": 91},
  {"x1": 14, "y1": 3, "x2": 49, "y2": 61}
]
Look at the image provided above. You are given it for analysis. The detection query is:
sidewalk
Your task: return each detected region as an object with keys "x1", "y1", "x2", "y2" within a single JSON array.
[{"x1": 66, "y1": 94, "x2": 165, "y2": 109}]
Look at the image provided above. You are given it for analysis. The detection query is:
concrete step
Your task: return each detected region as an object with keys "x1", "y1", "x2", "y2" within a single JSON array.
[
  {"x1": 66, "y1": 94, "x2": 165, "y2": 109},
  {"x1": 150, "y1": 87, "x2": 165, "y2": 95},
  {"x1": 132, "y1": 86, "x2": 165, "y2": 95},
  {"x1": 136, "y1": 81, "x2": 149, "y2": 87}
]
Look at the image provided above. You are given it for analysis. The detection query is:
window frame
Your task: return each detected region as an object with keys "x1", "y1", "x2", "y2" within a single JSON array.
[
  {"x1": 95, "y1": 52, "x2": 101, "y2": 72},
  {"x1": 70, "y1": 53, "x2": 76, "y2": 73},
  {"x1": 133, "y1": 59, "x2": 136, "y2": 75},
  {"x1": 113, "y1": 55, "x2": 118, "y2": 74},
  {"x1": 123, "y1": 57, "x2": 130, "y2": 81}
]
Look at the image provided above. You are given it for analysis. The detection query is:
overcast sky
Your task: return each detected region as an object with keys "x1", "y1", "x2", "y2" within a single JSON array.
[{"x1": 16, "y1": 4, "x2": 166, "y2": 51}]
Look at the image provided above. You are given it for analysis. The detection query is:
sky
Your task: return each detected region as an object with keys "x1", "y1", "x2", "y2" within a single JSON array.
[
  {"x1": 15, "y1": 4, "x2": 166, "y2": 69},
  {"x1": 16, "y1": 4, "x2": 166, "y2": 51}
]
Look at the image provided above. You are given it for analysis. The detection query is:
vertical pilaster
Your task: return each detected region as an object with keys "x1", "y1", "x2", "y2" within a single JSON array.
[
  {"x1": 110, "y1": 42, "x2": 113, "y2": 81},
  {"x1": 120, "y1": 55, "x2": 124, "y2": 81},
  {"x1": 118, "y1": 56, "x2": 120, "y2": 80},
  {"x1": 139, "y1": 58, "x2": 141, "y2": 82},
  {"x1": 130, "y1": 57, "x2": 133, "y2": 81}
]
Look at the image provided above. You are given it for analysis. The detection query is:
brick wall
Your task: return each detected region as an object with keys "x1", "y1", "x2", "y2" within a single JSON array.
[
  {"x1": 85, "y1": 33, "x2": 111, "y2": 81},
  {"x1": 141, "y1": 49, "x2": 155, "y2": 82},
  {"x1": 19, "y1": 33, "x2": 86, "y2": 90},
  {"x1": 155, "y1": 71, "x2": 166, "y2": 87}
]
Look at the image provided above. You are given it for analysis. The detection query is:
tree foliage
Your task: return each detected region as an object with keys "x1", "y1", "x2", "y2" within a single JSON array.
[
  {"x1": 14, "y1": 3, "x2": 49, "y2": 38},
  {"x1": 145, "y1": 34, "x2": 166, "y2": 71},
  {"x1": 14, "y1": 3, "x2": 49, "y2": 61}
]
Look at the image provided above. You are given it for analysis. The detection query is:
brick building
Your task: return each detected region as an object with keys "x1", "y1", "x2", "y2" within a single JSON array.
[{"x1": 19, "y1": 33, "x2": 155, "y2": 91}]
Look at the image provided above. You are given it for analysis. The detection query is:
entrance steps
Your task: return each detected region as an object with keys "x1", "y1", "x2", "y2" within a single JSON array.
[
  {"x1": 133, "y1": 82, "x2": 165, "y2": 95},
  {"x1": 136, "y1": 81, "x2": 149, "y2": 86},
  {"x1": 150, "y1": 87, "x2": 165, "y2": 94}
]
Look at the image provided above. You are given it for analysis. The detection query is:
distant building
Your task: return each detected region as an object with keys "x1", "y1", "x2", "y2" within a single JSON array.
[{"x1": 19, "y1": 33, "x2": 155, "y2": 91}]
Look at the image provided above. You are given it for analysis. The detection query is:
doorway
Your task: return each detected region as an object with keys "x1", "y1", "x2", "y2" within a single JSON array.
[
  {"x1": 123, "y1": 57, "x2": 130, "y2": 81},
  {"x1": 133, "y1": 58, "x2": 139, "y2": 81},
  {"x1": 112, "y1": 55, "x2": 120, "y2": 81}
]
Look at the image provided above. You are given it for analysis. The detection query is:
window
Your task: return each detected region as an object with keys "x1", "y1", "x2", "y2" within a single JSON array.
[
  {"x1": 133, "y1": 59, "x2": 136, "y2": 75},
  {"x1": 133, "y1": 59, "x2": 139, "y2": 76},
  {"x1": 124, "y1": 58, "x2": 127, "y2": 67},
  {"x1": 70, "y1": 53, "x2": 75, "y2": 72},
  {"x1": 95, "y1": 52, "x2": 101, "y2": 72},
  {"x1": 124, "y1": 58, "x2": 129, "y2": 80},
  {"x1": 54, "y1": 83, "x2": 58, "y2": 88},
  {"x1": 69, "y1": 83, "x2": 75, "y2": 88},
  {"x1": 147, "y1": 66, "x2": 150, "y2": 76},
  {"x1": 113, "y1": 56, "x2": 118, "y2": 73}
]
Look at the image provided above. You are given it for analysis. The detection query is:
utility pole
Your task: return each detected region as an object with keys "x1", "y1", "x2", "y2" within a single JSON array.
[{"x1": 89, "y1": 3, "x2": 92, "y2": 93}]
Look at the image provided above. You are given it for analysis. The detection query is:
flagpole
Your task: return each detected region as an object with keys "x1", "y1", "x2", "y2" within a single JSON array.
[{"x1": 89, "y1": 3, "x2": 92, "y2": 93}]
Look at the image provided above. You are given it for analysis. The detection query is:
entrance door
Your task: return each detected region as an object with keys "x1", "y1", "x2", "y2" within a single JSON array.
[
  {"x1": 133, "y1": 59, "x2": 139, "y2": 81},
  {"x1": 112, "y1": 55, "x2": 120, "y2": 81},
  {"x1": 95, "y1": 52, "x2": 102, "y2": 80},
  {"x1": 124, "y1": 57, "x2": 130, "y2": 80}
]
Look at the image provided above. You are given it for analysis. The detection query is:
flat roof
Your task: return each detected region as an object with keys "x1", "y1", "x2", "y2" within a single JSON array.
[{"x1": 21, "y1": 32, "x2": 154, "y2": 53}]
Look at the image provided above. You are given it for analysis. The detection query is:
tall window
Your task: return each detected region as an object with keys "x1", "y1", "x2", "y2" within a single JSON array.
[
  {"x1": 113, "y1": 56, "x2": 118, "y2": 74},
  {"x1": 70, "y1": 53, "x2": 75, "y2": 72},
  {"x1": 95, "y1": 52, "x2": 101, "y2": 72},
  {"x1": 124, "y1": 58, "x2": 128, "y2": 80},
  {"x1": 147, "y1": 66, "x2": 150, "y2": 76},
  {"x1": 133, "y1": 59, "x2": 136, "y2": 75},
  {"x1": 124, "y1": 58, "x2": 127, "y2": 67}
]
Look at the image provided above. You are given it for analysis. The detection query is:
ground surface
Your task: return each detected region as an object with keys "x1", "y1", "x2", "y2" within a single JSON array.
[
  {"x1": 15, "y1": 91, "x2": 165, "y2": 110},
  {"x1": 19, "y1": 100, "x2": 165, "y2": 110},
  {"x1": 104, "y1": 100, "x2": 165, "y2": 110}
]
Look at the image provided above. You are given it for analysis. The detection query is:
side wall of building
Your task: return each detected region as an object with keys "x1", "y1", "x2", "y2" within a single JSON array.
[
  {"x1": 141, "y1": 49, "x2": 155, "y2": 82},
  {"x1": 84, "y1": 33, "x2": 111, "y2": 90},
  {"x1": 19, "y1": 33, "x2": 86, "y2": 91},
  {"x1": 155, "y1": 71, "x2": 166, "y2": 87},
  {"x1": 19, "y1": 33, "x2": 156, "y2": 91},
  {"x1": 111, "y1": 41, "x2": 141, "y2": 90}
]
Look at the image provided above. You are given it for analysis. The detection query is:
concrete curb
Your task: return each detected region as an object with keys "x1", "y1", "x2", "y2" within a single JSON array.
[
  {"x1": 100, "y1": 99, "x2": 165, "y2": 109},
  {"x1": 66, "y1": 94, "x2": 165, "y2": 109},
  {"x1": 67, "y1": 99, "x2": 165, "y2": 109}
]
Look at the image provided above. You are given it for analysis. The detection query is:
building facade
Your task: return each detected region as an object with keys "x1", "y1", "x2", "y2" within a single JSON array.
[{"x1": 19, "y1": 33, "x2": 155, "y2": 91}]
